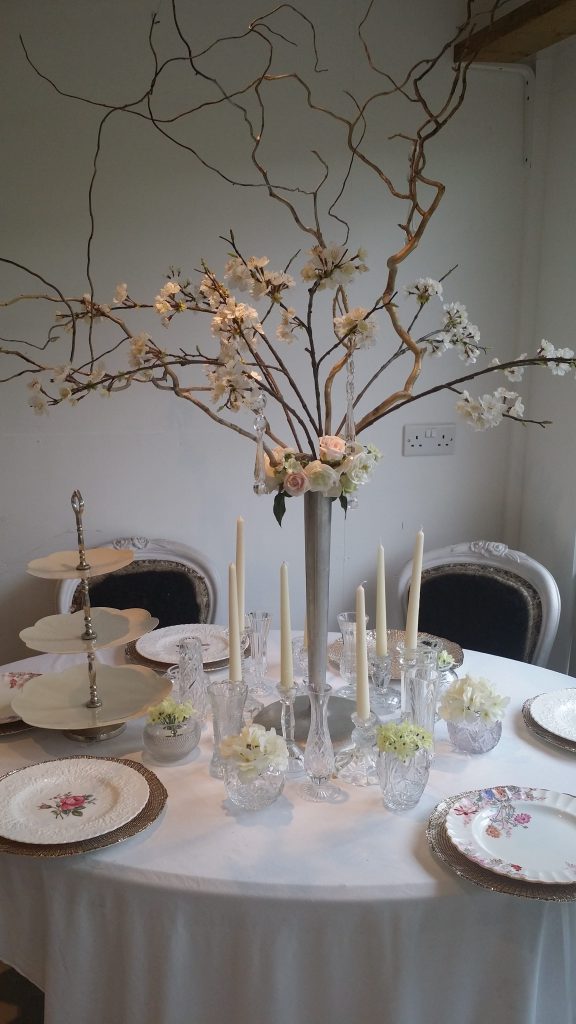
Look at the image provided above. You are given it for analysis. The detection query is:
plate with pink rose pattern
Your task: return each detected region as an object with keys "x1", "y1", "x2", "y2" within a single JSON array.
[
  {"x1": 0, "y1": 672, "x2": 40, "y2": 724},
  {"x1": 0, "y1": 758, "x2": 150, "y2": 844},
  {"x1": 446, "y1": 786, "x2": 576, "y2": 884}
]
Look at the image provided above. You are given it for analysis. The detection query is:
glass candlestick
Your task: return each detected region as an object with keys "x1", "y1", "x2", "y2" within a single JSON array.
[
  {"x1": 368, "y1": 651, "x2": 399, "y2": 716},
  {"x1": 301, "y1": 685, "x2": 339, "y2": 802},
  {"x1": 276, "y1": 683, "x2": 305, "y2": 778},
  {"x1": 397, "y1": 641, "x2": 439, "y2": 735},
  {"x1": 335, "y1": 711, "x2": 379, "y2": 786}
]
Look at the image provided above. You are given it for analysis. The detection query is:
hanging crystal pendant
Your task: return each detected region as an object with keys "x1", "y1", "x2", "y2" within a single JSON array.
[
  {"x1": 344, "y1": 347, "x2": 358, "y2": 510},
  {"x1": 252, "y1": 391, "x2": 268, "y2": 495}
]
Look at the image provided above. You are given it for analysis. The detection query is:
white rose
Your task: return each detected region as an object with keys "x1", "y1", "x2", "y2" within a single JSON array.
[{"x1": 283, "y1": 470, "x2": 310, "y2": 497}]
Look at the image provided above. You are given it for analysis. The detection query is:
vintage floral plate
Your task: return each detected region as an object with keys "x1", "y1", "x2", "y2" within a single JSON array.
[
  {"x1": 136, "y1": 623, "x2": 248, "y2": 667},
  {"x1": 446, "y1": 785, "x2": 576, "y2": 884},
  {"x1": 0, "y1": 758, "x2": 150, "y2": 844},
  {"x1": 529, "y1": 688, "x2": 576, "y2": 743},
  {"x1": 0, "y1": 672, "x2": 40, "y2": 724}
]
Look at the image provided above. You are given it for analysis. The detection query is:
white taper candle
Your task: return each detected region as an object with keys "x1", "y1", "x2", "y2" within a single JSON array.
[
  {"x1": 228, "y1": 562, "x2": 242, "y2": 682},
  {"x1": 405, "y1": 528, "x2": 424, "y2": 650},
  {"x1": 355, "y1": 584, "x2": 370, "y2": 720},
  {"x1": 236, "y1": 517, "x2": 245, "y2": 630}
]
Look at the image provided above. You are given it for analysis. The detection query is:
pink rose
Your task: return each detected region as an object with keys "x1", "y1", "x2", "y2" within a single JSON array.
[
  {"x1": 319, "y1": 435, "x2": 346, "y2": 463},
  {"x1": 60, "y1": 795, "x2": 86, "y2": 811},
  {"x1": 283, "y1": 471, "x2": 310, "y2": 497}
]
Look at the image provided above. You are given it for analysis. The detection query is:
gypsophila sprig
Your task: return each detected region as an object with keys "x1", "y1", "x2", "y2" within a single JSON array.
[
  {"x1": 376, "y1": 721, "x2": 433, "y2": 762},
  {"x1": 147, "y1": 698, "x2": 196, "y2": 737},
  {"x1": 438, "y1": 675, "x2": 509, "y2": 725},
  {"x1": 219, "y1": 724, "x2": 288, "y2": 780}
]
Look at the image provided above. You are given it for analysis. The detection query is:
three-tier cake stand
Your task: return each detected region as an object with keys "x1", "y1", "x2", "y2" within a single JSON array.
[{"x1": 12, "y1": 491, "x2": 170, "y2": 741}]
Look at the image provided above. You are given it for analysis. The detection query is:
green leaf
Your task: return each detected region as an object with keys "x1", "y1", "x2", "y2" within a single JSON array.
[
  {"x1": 339, "y1": 494, "x2": 348, "y2": 517},
  {"x1": 273, "y1": 490, "x2": 287, "y2": 526}
]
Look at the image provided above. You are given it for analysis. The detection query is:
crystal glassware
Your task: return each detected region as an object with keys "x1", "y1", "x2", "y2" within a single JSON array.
[
  {"x1": 397, "y1": 641, "x2": 439, "y2": 735},
  {"x1": 142, "y1": 714, "x2": 201, "y2": 765},
  {"x1": 447, "y1": 715, "x2": 502, "y2": 754},
  {"x1": 302, "y1": 684, "x2": 339, "y2": 801},
  {"x1": 208, "y1": 680, "x2": 248, "y2": 778},
  {"x1": 377, "y1": 748, "x2": 431, "y2": 811},
  {"x1": 224, "y1": 761, "x2": 285, "y2": 810},
  {"x1": 337, "y1": 611, "x2": 369, "y2": 699},
  {"x1": 177, "y1": 637, "x2": 209, "y2": 720},
  {"x1": 291, "y1": 636, "x2": 309, "y2": 690},
  {"x1": 335, "y1": 711, "x2": 379, "y2": 786},
  {"x1": 276, "y1": 683, "x2": 305, "y2": 778},
  {"x1": 368, "y1": 650, "x2": 400, "y2": 717},
  {"x1": 244, "y1": 611, "x2": 271, "y2": 699}
]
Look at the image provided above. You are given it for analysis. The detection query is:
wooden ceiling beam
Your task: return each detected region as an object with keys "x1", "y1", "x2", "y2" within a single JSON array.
[{"x1": 455, "y1": 0, "x2": 576, "y2": 63}]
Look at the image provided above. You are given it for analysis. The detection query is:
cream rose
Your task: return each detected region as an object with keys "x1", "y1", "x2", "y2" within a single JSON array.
[
  {"x1": 319, "y1": 435, "x2": 346, "y2": 462},
  {"x1": 283, "y1": 471, "x2": 310, "y2": 497}
]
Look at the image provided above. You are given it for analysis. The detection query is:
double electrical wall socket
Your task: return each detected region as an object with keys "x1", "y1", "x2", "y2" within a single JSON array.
[{"x1": 402, "y1": 423, "x2": 456, "y2": 456}]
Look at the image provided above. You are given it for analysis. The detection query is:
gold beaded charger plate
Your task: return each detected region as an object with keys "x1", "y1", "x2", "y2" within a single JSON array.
[
  {"x1": 0, "y1": 672, "x2": 40, "y2": 726},
  {"x1": 0, "y1": 758, "x2": 167, "y2": 858},
  {"x1": 427, "y1": 790, "x2": 576, "y2": 901},
  {"x1": 328, "y1": 629, "x2": 463, "y2": 681},
  {"x1": 0, "y1": 757, "x2": 151, "y2": 844},
  {"x1": 522, "y1": 696, "x2": 576, "y2": 754}
]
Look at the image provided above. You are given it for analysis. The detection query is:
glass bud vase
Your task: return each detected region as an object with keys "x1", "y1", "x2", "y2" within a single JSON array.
[
  {"x1": 143, "y1": 715, "x2": 201, "y2": 765},
  {"x1": 447, "y1": 715, "x2": 502, "y2": 754},
  {"x1": 302, "y1": 685, "x2": 338, "y2": 801},
  {"x1": 224, "y1": 762, "x2": 285, "y2": 811},
  {"x1": 377, "y1": 749, "x2": 431, "y2": 811}
]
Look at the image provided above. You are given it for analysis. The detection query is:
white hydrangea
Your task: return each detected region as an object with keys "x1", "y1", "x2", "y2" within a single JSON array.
[{"x1": 438, "y1": 675, "x2": 509, "y2": 724}]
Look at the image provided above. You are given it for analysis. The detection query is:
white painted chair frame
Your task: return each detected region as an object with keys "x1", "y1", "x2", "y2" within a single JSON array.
[{"x1": 398, "y1": 540, "x2": 561, "y2": 666}]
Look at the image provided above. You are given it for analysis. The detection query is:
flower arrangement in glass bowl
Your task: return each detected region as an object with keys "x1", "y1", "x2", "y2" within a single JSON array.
[
  {"x1": 220, "y1": 723, "x2": 288, "y2": 810},
  {"x1": 143, "y1": 698, "x2": 201, "y2": 764},
  {"x1": 438, "y1": 675, "x2": 510, "y2": 754},
  {"x1": 375, "y1": 721, "x2": 433, "y2": 811}
]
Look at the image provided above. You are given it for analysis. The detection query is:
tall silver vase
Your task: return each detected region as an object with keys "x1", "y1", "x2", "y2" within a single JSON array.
[{"x1": 303, "y1": 491, "x2": 332, "y2": 693}]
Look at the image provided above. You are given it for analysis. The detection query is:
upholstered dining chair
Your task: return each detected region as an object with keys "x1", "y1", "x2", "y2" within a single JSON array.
[
  {"x1": 58, "y1": 537, "x2": 219, "y2": 627},
  {"x1": 398, "y1": 540, "x2": 561, "y2": 666}
]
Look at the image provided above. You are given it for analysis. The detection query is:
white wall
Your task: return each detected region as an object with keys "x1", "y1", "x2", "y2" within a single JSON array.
[
  {"x1": 517, "y1": 38, "x2": 576, "y2": 672},
  {"x1": 0, "y1": 0, "x2": 540, "y2": 664}
]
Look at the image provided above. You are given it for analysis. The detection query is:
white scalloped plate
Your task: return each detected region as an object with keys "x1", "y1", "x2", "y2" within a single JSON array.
[
  {"x1": 0, "y1": 758, "x2": 150, "y2": 844},
  {"x1": 446, "y1": 786, "x2": 576, "y2": 884},
  {"x1": 20, "y1": 607, "x2": 158, "y2": 654},
  {"x1": 10, "y1": 664, "x2": 171, "y2": 730},
  {"x1": 530, "y1": 689, "x2": 576, "y2": 743},
  {"x1": 0, "y1": 672, "x2": 40, "y2": 724},
  {"x1": 136, "y1": 624, "x2": 247, "y2": 667},
  {"x1": 26, "y1": 547, "x2": 134, "y2": 580}
]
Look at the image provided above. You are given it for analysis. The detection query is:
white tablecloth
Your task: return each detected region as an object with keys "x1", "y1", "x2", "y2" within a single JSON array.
[{"x1": 0, "y1": 641, "x2": 574, "y2": 1024}]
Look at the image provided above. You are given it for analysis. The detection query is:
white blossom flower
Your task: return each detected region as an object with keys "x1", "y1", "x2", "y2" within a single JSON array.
[
  {"x1": 113, "y1": 283, "x2": 128, "y2": 303},
  {"x1": 26, "y1": 377, "x2": 42, "y2": 391},
  {"x1": 159, "y1": 281, "x2": 181, "y2": 299},
  {"x1": 28, "y1": 391, "x2": 47, "y2": 414},
  {"x1": 51, "y1": 364, "x2": 72, "y2": 384},
  {"x1": 128, "y1": 333, "x2": 151, "y2": 368},
  {"x1": 442, "y1": 302, "x2": 468, "y2": 329},
  {"x1": 333, "y1": 307, "x2": 376, "y2": 349},
  {"x1": 301, "y1": 243, "x2": 367, "y2": 290},
  {"x1": 276, "y1": 308, "x2": 299, "y2": 343},
  {"x1": 404, "y1": 278, "x2": 443, "y2": 304},
  {"x1": 538, "y1": 339, "x2": 575, "y2": 375},
  {"x1": 154, "y1": 297, "x2": 172, "y2": 316},
  {"x1": 456, "y1": 387, "x2": 524, "y2": 430}
]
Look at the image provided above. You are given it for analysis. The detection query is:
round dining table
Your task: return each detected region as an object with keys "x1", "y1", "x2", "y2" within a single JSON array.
[{"x1": 0, "y1": 638, "x2": 574, "y2": 1024}]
